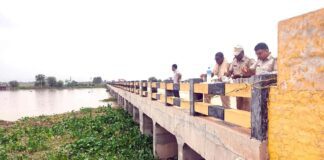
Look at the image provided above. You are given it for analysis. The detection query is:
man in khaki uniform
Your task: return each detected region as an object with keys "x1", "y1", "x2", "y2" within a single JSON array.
[
  {"x1": 228, "y1": 45, "x2": 255, "y2": 111},
  {"x1": 243, "y1": 42, "x2": 277, "y2": 75},
  {"x1": 204, "y1": 52, "x2": 230, "y2": 108}
]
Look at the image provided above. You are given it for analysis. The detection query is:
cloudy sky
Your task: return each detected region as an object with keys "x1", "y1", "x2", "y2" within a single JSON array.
[{"x1": 0, "y1": 0, "x2": 323, "y2": 82}]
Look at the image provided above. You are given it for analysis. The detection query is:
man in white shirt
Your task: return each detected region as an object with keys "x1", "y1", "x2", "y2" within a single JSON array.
[{"x1": 172, "y1": 64, "x2": 181, "y2": 97}]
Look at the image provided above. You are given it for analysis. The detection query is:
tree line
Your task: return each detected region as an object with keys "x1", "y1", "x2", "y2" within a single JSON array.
[{"x1": 8, "y1": 75, "x2": 104, "y2": 89}]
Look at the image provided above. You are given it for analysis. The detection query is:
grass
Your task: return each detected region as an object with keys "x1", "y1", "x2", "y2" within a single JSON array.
[{"x1": 0, "y1": 106, "x2": 154, "y2": 160}]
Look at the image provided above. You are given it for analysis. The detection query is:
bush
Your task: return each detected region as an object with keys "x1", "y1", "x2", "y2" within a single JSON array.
[
  {"x1": 56, "y1": 80, "x2": 64, "y2": 88},
  {"x1": 47, "y1": 77, "x2": 57, "y2": 87},
  {"x1": 9, "y1": 81, "x2": 19, "y2": 88}
]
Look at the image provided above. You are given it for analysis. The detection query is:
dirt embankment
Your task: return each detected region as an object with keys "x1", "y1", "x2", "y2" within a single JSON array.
[{"x1": 0, "y1": 120, "x2": 14, "y2": 128}]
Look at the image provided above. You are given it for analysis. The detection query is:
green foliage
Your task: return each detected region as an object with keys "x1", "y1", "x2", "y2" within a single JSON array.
[
  {"x1": 35, "y1": 74, "x2": 46, "y2": 87},
  {"x1": 92, "y1": 77, "x2": 103, "y2": 84},
  {"x1": 0, "y1": 106, "x2": 154, "y2": 160},
  {"x1": 148, "y1": 76, "x2": 157, "y2": 82},
  {"x1": 56, "y1": 80, "x2": 64, "y2": 88},
  {"x1": 47, "y1": 77, "x2": 57, "y2": 87},
  {"x1": 9, "y1": 81, "x2": 19, "y2": 88},
  {"x1": 66, "y1": 80, "x2": 78, "y2": 87}
]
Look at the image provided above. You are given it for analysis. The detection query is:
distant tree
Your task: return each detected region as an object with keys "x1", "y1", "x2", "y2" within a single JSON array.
[
  {"x1": 47, "y1": 76, "x2": 57, "y2": 87},
  {"x1": 56, "y1": 80, "x2": 64, "y2": 88},
  {"x1": 66, "y1": 80, "x2": 78, "y2": 87},
  {"x1": 9, "y1": 81, "x2": 19, "y2": 88},
  {"x1": 71, "y1": 80, "x2": 78, "y2": 86},
  {"x1": 35, "y1": 74, "x2": 46, "y2": 87},
  {"x1": 148, "y1": 76, "x2": 157, "y2": 82},
  {"x1": 93, "y1": 77, "x2": 103, "y2": 84}
]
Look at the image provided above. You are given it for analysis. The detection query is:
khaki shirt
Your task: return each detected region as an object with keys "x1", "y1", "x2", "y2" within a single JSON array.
[
  {"x1": 229, "y1": 56, "x2": 255, "y2": 77},
  {"x1": 250, "y1": 55, "x2": 277, "y2": 75},
  {"x1": 213, "y1": 59, "x2": 229, "y2": 78}
]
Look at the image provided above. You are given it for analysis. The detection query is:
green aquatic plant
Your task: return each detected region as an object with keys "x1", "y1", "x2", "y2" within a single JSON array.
[{"x1": 0, "y1": 106, "x2": 154, "y2": 160}]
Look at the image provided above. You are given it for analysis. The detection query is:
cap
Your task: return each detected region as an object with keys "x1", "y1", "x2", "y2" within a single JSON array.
[{"x1": 234, "y1": 45, "x2": 244, "y2": 56}]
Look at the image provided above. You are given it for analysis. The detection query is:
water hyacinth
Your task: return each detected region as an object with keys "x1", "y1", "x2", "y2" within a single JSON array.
[{"x1": 0, "y1": 105, "x2": 154, "y2": 160}]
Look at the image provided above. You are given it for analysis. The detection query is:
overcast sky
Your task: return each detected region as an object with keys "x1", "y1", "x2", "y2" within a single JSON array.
[{"x1": 0, "y1": 0, "x2": 323, "y2": 82}]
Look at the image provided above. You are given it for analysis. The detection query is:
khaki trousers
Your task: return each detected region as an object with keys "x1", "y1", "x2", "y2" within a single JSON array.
[
  {"x1": 204, "y1": 94, "x2": 231, "y2": 108},
  {"x1": 236, "y1": 97, "x2": 251, "y2": 111}
]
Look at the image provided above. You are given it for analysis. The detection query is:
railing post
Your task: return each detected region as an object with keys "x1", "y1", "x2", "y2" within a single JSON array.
[
  {"x1": 140, "y1": 80, "x2": 148, "y2": 97},
  {"x1": 172, "y1": 83, "x2": 180, "y2": 107},
  {"x1": 251, "y1": 74, "x2": 277, "y2": 140},
  {"x1": 151, "y1": 82, "x2": 157, "y2": 100},
  {"x1": 189, "y1": 79, "x2": 203, "y2": 116},
  {"x1": 164, "y1": 80, "x2": 173, "y2": 106}
]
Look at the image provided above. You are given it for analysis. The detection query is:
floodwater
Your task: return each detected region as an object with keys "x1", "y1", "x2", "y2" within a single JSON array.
[{"x1": 0, "y1": 88, "x2": 110, "y2": 121}]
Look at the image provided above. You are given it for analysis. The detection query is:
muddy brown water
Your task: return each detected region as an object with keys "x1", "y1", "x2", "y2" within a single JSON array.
[{"x1": 0, "y1": 88, "x2": 113, "y2": 121}]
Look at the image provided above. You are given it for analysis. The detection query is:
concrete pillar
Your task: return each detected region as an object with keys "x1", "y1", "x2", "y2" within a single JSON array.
[
  {"x1": 139, "y1": 111, "x2": 144, "y2": 133},
  {"x1": 141, "y1": 113, "x2": 153, "y2": 136},
  {"x1": 121, "y1": 97, "x2": 123, "y2": 106},
  {"x1": 153, "y1": 123, "x2": 178, "y2": 159},
  {"x1": 118, "y1": 95, "x2": 122, "y2": 105},
  {"x1": 123, "y1": 99, "x2": 127, "y2": 109},
  {"x1": 133, "y1": 107, "x2": 139, "y2": 123},
  {"x1": 128, "y1": 103, "x2": 133, "y2": 116},
  {"x1": 177, "y1": 138, "x2": 184, "y2": 160}
]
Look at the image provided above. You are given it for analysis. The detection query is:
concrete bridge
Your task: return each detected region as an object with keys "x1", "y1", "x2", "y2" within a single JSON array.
[
  {"x1": 107, "y1": 75, "x2": 273, "y2": 160},
  {"x1": 107, "y1": 8, "x2": 323, "y2": 160}
]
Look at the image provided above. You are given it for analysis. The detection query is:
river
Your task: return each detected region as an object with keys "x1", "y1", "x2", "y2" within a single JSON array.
[{"x1": 0, "y1": 88, "x2": 110, "y2": 121}]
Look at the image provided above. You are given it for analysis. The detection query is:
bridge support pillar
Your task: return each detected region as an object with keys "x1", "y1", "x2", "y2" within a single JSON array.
[
  {"x1": 123, "y1": 99, "x2": 127, "y2": 109},
  {"x1": 153, "y1": 123, "x2": 178, "y2": 159},
  {"x1": 140, "y1": 113, "x2": 153, "y2": 136},
  {"x1": 126, "y1": 102, "x2": 133, "y2": 116},
  {"x1": 133, "y1": 106, "x2": 139, "y2": 123},
  {"x1": 129, "y1": 104, "x2": 134, "y2": 116}
]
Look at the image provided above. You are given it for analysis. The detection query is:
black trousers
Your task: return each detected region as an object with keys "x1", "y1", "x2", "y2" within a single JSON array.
[{"x1": 173, "y1": 90, "x2": 180, "y2": 98}]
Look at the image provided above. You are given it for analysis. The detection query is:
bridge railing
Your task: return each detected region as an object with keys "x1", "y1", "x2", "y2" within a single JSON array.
[{"x1": 108, "y1": 73, "x2": 276, "y2": 141}]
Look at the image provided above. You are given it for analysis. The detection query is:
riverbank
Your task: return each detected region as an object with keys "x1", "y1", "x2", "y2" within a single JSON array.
[
  {"x1": 17, "y1": 85, "x2": 106, "y2": 90},
  {"x1": 0, "y1": 106, "x2": 154, "y2": 159}
]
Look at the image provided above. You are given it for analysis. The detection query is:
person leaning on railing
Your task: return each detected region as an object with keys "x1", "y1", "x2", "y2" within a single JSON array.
[
  {"x1": 200, "y1": 52, "x2": 231, "y2": 108},
  {"x1": 242, "y1": 42, "x2": 277, "y2": 75},
  {"x1": 227, "y1": 45, "x2": 255, "y2": 111}
]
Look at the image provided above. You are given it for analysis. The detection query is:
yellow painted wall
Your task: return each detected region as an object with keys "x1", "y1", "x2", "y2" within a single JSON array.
[
  {"x1": 268, "y1": 88, "x2": 324, "y2": 159},
  {"x1": 268, "y1": 8, "x2": 324, "y2": 160},
  {"x1": 277, "y1": 9, "x2": 324, "y2": 91}
]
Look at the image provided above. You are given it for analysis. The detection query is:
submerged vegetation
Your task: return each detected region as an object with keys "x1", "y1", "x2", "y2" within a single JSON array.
[{"x1": 0, "y1": 106, "x2": 154, "y2": 160}]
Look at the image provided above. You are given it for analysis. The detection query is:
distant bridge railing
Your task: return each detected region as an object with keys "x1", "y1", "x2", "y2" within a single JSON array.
[{"x1": 107, "y1": 73, "x2": 276, "y2": 141}]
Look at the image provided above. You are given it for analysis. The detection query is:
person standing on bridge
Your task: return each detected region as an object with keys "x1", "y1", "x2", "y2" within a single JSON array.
[
  {"x1": 242, "y1": 42, "x2": 277, "y2": 75},
  {"x1": 172, "y1": 64, "x2": 181, "y2": 97},
  {"x1": 227, "y1": 45, "x2": 255, "y2": 111}
]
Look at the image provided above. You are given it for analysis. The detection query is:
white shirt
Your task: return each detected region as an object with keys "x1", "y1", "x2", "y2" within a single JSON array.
[{"x1": 173, "y1": 70, "x2": 181, "y2": 84}]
